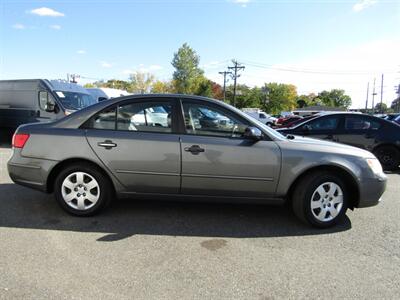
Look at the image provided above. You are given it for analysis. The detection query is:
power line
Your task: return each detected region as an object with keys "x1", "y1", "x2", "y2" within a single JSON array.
[
  {"x1": 239, "y1": 59, "x2": 398, "y2": 75},
  {"x1": 227, "y1": 60, "x2": 245, "y2": 106}
]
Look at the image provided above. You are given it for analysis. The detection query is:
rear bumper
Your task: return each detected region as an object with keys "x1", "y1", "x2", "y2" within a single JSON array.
[
  {"x1": 357, "y1": 174, "x2": 387, "y2": 208},
  {"x1": 7, "y1": 150, "x2": 57, "y2": 192}
]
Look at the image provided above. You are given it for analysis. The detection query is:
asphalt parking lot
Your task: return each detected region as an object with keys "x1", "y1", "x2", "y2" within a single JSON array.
[{"x1": 0, "y1": 141, "x2": 399, "y2": 299}]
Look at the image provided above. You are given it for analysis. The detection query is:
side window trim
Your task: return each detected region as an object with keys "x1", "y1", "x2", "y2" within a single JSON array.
[
  {"x1": 116, "y1": 100, "x2": 174, "y2": 133},
  {"x1": 180, "y1": 98, "x2": 253, "y2": 139}
]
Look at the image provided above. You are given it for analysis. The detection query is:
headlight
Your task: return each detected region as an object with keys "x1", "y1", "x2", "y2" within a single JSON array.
[{"x1": 366, "y1": 158, "x2": 383, "y2": 175}]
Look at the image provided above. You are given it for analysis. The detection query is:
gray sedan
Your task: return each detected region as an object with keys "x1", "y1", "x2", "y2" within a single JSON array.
[{"x1": 8, "y1": 95, "x2": 387, "y2": 228}]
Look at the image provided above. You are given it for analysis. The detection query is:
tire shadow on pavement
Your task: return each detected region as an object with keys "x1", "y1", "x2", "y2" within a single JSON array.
[{"x1": 0, "y1": 183, "x2": 351, "y2": 242}]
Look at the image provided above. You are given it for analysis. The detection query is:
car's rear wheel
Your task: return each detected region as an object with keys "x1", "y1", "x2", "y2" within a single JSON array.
[
  {"x1": 373, "y1": 145, "x2": 400, "y2": 171},
  {"x1": 292, "y1": 171, "x2": 348, "y2": 228},
  {"x1": 54, "y1": 163, "x2": 113, "y2": 216}
]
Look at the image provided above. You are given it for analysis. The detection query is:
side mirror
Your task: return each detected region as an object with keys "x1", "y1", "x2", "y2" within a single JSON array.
[
  {"x1": 244, "y1": 126, "x2": 263, "y2": 140},
  {"x1": 39, "y1": 91, "x2": 56, "y2": 112}
]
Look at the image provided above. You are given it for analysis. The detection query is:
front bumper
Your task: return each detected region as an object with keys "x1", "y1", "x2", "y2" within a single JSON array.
[{"x1": 357, "y1": 173, "x2": 387, "y2": 208}]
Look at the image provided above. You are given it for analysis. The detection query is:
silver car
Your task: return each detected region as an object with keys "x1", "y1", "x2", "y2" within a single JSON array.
[{"x1": 7, "y1": 95, "x2": 387, "y2": 228}]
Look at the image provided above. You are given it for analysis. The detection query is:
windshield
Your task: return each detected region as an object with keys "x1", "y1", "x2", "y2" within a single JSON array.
[{"x1": 55, "y1": 91, "x2": 97, "y2": 110}]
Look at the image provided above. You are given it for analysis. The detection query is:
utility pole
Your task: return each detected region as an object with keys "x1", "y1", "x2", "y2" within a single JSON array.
[
  {"x1": 228, "y1": 60, "x2": 245, "y2": 107},
  {"x1": 380, "y1": 73, "x2": 384, "y2": 113},
  {"x1": 365, "y1": 82, "x2": 369, "y2": 112},
  {"x1": 67, "y1": 73, "x2": 80, "y2": 83},
  {"x1": 218, "y1": 71, "x2": 232, "y2": 101},
  {"x1": 372, "y1": 78, "x2": 377, "y2": 114}
]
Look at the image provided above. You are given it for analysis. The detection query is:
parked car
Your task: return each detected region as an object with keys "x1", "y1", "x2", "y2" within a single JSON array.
[
  {"x1": 384, "y1": 113, "x2": 400, "y2": 121},
  {"x1": 275, "y1": 115, "x2": 303, "y2": 128},
  {"x1": 0, "y1": 79, "x2": 96, "y2": 133},
  {"x1": 278, "y1": 113, "x2": 400, "y2": 170},
  {"x1": 8, "y1": 95, "x2": 386, "y2": 228},
  {"x1": 279, "y1": 115, "x2": 317, "y2": 129},
  {"x1": 242, "y1": 108, "x2": 276, "y2": 126},
  {"x1": 394, "y1": 114, "x2": 400, "y2": 125}
]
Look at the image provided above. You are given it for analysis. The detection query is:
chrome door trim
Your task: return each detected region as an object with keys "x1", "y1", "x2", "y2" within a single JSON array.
[
  {"x1": 115, "y1": 170, "x2": 180, "y2": 177},
  {"x1": 181, "y1": 173, "x2": 274, "y2": 181}
]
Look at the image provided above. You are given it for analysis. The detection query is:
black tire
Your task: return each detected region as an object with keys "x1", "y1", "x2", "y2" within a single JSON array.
[
  {"x1": 54, "y1": 163, "x2": 113, "y2": 216},
  {"x1": 292, "y1": 171, "x2": 348, "y2": 228},
  {"x1": 373, "y1": 145, "x2": 400, "y2": 171},
  {"x1": 266, "y1": 122, "x2": 273, "y2": 127}
]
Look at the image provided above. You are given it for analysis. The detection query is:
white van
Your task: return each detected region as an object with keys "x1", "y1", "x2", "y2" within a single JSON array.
[{"x1": 242, "y1": 108, "x2": 276, "y2": 126}]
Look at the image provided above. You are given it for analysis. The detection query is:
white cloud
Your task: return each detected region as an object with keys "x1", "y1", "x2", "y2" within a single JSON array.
[
  {"x1": 29, "y1": 7, "x2": 65, "y2": 17},
  {"x1": 122, "y1": 69, "x2": 134, "y2": 75},
  {"x1": 49, "y1": 24, "x2": 61, "y2": 30},
  {"x1": 123, "y1": 64, "x2": 163, "y2": 74},
  {"x1": 149, "y1": 65, "x2": 163, "y2": 71},
  {"x1": 12, "y1": 23, "x2": 25, "y2": 30},
  {"x1": 233, "y1": 0, "x2": 250, "y2": 8},
  {"x1": 76, "y1": 50, "x2": 86, "y2": 54},
  {"x1": 100, "y1": 61, "x2": 113, "y2": 68},
  {"x1": 353, "y1": 0, "x2": 377, "y2": 12}
]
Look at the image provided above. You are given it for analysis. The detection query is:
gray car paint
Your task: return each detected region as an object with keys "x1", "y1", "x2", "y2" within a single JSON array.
[{"x1": 8, "y1": 94, "x2": 387, "y2": 208}]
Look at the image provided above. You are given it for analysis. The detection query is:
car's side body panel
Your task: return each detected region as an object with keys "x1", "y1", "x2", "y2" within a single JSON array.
[
  {"x1": 86, "y1": 129, "x2": 181, "y2": 194},
  {"x1": 180, "y1": 135, "x2": 281, "y2": 197}
]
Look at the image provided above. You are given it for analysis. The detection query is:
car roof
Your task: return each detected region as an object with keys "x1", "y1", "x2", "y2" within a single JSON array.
[{"x1": 282, "y1": 112, "x2": 397, "y2": 130}]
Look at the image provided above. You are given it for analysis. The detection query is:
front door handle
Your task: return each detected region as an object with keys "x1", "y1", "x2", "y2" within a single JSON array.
[
  {"x1": 184, "y1": 145, "x2": 205, "y2": 155},
  {"x1": 98, "y1": 140, "x2": 117, "y2": 149}
]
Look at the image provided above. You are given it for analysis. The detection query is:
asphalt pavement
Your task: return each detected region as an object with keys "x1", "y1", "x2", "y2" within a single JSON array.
[{"x1": 0, "y1": 143, "x2": 399, "y2": 299}]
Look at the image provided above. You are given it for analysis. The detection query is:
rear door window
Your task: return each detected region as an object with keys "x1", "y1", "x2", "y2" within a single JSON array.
[
  {"x1": 117, "y1": 101, "x2": 173, "y2": 133},
  {"x1": 302, "y1": 116, "x2": 339, "y2": 131},
  {"x1": 345, "y1": 116, "x2": 381, "y2": 130}
]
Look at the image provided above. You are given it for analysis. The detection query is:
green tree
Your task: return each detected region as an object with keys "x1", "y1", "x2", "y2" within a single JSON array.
[
  {"x1": 375, "y1": 102, "x2": 388, "y2": 113},
  {"x1": 97, "y1": 79, "x2": 130, "y2": 91},
  {"x1": 191, "y1": 76, "x2": 213, "y2": 97},
  {"x1": 171, "y1": 43, "x2": 204, "y2": 94},
  {"x1": 317, "y1": 89, "x2": 351, "y2": 108},
  {"x1": 83, "y1": 83, "x2": 96, "y2": 88},
  {"x1": 262, "y1": 83, "x2": 298, "y2": 114},
  {"x1": 151, "y1": 80, "x2": 174, "y2": 93}
]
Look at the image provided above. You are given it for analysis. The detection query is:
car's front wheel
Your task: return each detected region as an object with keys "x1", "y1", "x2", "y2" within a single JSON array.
[
  {"x1": 374, "y1": 145, "x2": 400, "y2": 171},
  {"x1": 54, "y1": 163, "x2": 113, "y2": 216},
  {"x1": 292, "y1": 171, "x2": 348, "y2": 228}
]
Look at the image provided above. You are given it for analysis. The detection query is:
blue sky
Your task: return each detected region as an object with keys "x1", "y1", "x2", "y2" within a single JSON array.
[{"x1": 1, "y1": 0, "x2": 399, "y2": 108}]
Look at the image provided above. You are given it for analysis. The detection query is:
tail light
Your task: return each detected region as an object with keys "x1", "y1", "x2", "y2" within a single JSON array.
[{"x1": 12, "y1": 133, "x2": 30, "y2": 149}]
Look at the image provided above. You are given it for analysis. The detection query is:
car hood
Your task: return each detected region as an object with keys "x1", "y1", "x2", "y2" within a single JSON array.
[{"x1": 280, "y1": 135, "x2": 375, "y2": 158}]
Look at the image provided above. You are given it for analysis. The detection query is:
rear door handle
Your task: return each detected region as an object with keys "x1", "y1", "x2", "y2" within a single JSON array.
[
  {"x1": 184, "y1": 145, "x2": 205, "y2": 155},
  {"x1": 98, "y1": 140, "x2": 117, "y2": 149}
]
